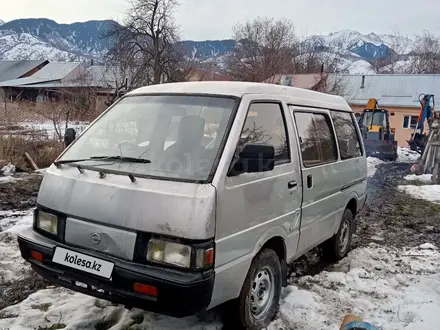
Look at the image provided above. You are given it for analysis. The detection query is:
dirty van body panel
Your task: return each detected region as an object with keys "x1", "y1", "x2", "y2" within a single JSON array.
[
  {"x1": 340, "y1": 157, "x2": 368, "y2": 208},
  {"x1": 64, "y1": 217, "x2": 137, "y2": 260},
  {"x1": 38, "y1": 165, "x2": 216, "y2": 245},
  {"x1": 339, "y1": 119, "x2": 368, "y2": 222},
  {"x1": 296, "y1": 163, "x2": 344, "y2": 254},
  {"x1": 208, "y1": 96, "x2": 303, "y2": 309},
  {"x1": 291, "y1": 107, "x2": 345, "y2": 255}
]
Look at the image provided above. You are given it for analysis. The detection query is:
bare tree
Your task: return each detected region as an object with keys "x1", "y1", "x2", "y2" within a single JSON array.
[
  {"x1": 407, "y1": 31, "x2": 440, "y2": 74},
  {"x1": 372, "y1": 29, "x2": 412, "y2": 74},
  {"x1": 226, "y1": 17, "x2": 297, "y2": 82},
  {"x1": 225, "y1": 17, "x2": 346, "y2": 83},
  {"x1": 104, "y1": 0, "x2": 183, "y2": 86},
  {"x1": 292, "y1": 38, "x2": 344, "y2": 75}
]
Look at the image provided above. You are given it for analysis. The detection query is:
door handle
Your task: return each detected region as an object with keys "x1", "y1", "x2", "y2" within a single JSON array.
[
  {"x1": 307, "y1": 175, "x2": 313, "y2": 188},
  {"x1": 288, "y1": 180, "x2": 297, "y2": 189}
]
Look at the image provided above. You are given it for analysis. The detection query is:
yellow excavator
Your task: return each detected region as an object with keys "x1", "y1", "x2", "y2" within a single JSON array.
[{"x1": 356, "y1": 98, "x2": 398, "y2": 161}]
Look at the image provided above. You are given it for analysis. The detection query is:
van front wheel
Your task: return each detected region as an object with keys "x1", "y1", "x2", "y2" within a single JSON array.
[
  {"x1": 322, "y1": 208, "x2": 353, "y2": 261},
  {"x1": 224, "y1": 248, "x2": 282, "y2": 329}
]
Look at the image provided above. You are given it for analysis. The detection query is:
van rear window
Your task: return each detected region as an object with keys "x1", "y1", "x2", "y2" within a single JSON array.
[
  {"x1": 331, "y1": 111, "x2": 363, "y2": 159},
  {"x1": 293, "y1": 111, "x2": 338, "y2": 167}
]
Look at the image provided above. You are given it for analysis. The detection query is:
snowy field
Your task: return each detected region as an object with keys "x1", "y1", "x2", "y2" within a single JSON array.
[
  {"x1": 15, "y1": 121, "x2": 89, "y2": 140},
  {"x1": 2, "y1": 149, "x2": 440, "y2": 330}
]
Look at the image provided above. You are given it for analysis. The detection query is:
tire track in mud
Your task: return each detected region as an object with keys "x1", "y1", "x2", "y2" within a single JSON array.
[{"x1": 354, "y1": 161, "x2": 440, "y2": 249}]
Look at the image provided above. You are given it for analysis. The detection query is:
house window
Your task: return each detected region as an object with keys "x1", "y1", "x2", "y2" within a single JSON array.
[{"x1": 403, "y1": 116, "x2": 418, "y2": 129}]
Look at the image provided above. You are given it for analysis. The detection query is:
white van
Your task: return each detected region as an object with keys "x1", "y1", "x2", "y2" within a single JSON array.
[{"x1": 18, "y1": 82, "x2": 367, "y2": 329}]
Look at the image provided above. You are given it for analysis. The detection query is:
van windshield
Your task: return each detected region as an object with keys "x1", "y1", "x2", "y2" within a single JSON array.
[{"x1": 58, "y1": 95, "x2": 237, "y2": 182}]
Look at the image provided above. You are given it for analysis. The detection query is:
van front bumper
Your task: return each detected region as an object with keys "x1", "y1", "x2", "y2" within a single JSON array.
[{"x1": 17, "y1": 228, "x2": 214, "y2": 318}]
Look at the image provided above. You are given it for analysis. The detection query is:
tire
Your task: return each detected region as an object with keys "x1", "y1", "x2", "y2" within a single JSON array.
[
  {"x1": 224, "y1": 249, "x2": 282, "y2": 330},
  {"x1": 322, "y1": 208, "x2": 353, "y2": 262}
]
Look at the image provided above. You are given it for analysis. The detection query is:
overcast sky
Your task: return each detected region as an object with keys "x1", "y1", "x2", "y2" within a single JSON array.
[{"x1": 2, "y1": 0, "x2": 438, "y2": 40}]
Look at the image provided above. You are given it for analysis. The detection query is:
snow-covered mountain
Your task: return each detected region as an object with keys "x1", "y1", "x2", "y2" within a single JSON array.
[
  {"x1": 0, "y1": 19, "x2": 414, "y2": 74},
  {"x1": 0, "y1": 18, "x2": 114, "y2": 61}
]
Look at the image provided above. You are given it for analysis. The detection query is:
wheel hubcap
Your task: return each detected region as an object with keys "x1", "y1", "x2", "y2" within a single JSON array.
[
  {"x1": 249, "y1": 266, "x2": 275, "y2": 319},
  {"x1": 339, "y1": 220, "x2": 350, "y2": 252}
]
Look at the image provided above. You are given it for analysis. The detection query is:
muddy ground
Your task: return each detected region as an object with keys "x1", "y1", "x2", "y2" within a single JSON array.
[
  {"x1": 0, "y1": 173, "x2": 43, "y2": 213},
  {"x1": 1, "y1": 161, "x2": 440, "y2": 312},
  {"x1": 353, "y1": 162, "x2": 440, "y2": 249}
]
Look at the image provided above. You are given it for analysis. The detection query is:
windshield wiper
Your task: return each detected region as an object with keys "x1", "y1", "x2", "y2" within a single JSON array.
[
  {"x1": 54, "y1": 156, "x2": 151, "y2": 167},
  {"x1": 90, "y1": 156, "x2": 151, "y2": 164}
]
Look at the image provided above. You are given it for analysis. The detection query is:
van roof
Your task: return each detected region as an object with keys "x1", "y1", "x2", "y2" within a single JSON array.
[{"x1": 127, "y1": 81, "x2": 352, "y2": 112}]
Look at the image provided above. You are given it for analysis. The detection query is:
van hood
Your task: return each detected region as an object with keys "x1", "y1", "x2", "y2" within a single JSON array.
[{"x1": 37, "y1": 165, "x2": 216, "y2": 241}]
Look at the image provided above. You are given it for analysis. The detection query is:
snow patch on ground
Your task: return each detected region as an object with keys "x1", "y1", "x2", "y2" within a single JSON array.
[
  {"x1": 1, "y1": 163, "x2": 15, "y2": 176},
  {"x1": 269, "y1": 243, "x2": 440, "y2": 330},
  {"x1": 0, "y1": 288, "x2": 223, "y2": 330},
  {"x1": 0, "y1": 212, "x2": 33, "y2": 235},
  {"x1": 398, "y1": 184, "x2": 440, "y2": 203},
  {"x1": 0, "y1": 211, "x2": 34, "y2": 285},
  {"x1": 0, "y1": 163, "x2": 21, "y2": 184},
  {"x1": 398, "y1": 147, "x2": 420, "y2": 163},
  {"x1": 0, "y1": 175, "x2": 21, "y2": 184},
  {"x1": 404, "y1": 174, "x2": 432, "y2": 183},
  {"x1": 367, "y1": 157, "x2": 383, "y2": 177}
]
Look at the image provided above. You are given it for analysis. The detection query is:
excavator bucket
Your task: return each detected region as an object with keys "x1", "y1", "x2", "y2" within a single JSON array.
[{"x1": 363, "y1": 139, "x2": 398, "y2": 161}]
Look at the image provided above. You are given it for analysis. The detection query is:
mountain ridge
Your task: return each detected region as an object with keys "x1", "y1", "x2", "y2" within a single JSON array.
[{"x1": 0, "y1": 18, "x2": 414, "y2": 74}]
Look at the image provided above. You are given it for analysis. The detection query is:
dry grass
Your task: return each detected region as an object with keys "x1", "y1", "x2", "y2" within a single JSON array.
[
  {"x1": 0, "y1": 100, "x2": 105, "y2": 169},
  {"x1": 0, "y1": 135, "x2": 63, "y2": 170}
]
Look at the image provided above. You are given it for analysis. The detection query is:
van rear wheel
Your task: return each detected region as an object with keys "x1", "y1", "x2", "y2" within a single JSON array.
[
  {"x1": 322, "y1": 208, "x2": 353, "y2": 261},
  {"x1": 224, "y1": 248, "x2": 282, "y2": 329}
]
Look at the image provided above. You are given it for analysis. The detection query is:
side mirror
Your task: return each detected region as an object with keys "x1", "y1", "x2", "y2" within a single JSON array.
[
  {"x1": 64, "y1": 128, "x2": 77, "y2": 148},
  {"x1": 390, "y1": 112, "x2": 395, "y2": 116},
  {"x1": 229, "y1": 143, "x2": 275, "y2": 176}
]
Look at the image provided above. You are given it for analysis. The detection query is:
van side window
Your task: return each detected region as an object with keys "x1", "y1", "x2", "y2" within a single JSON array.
[
  {"x1": 331, "y1": 111, "x2": 362, "y2": 159},
  {"x1": 294, "y1": 111, "x2": 337, "y2": 167},
  {"x1": 238, "y1": 103, "x2": 290, "y2": 165}
]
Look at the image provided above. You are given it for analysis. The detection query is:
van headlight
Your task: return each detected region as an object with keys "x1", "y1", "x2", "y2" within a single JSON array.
[
  {"x1": 36, "y1": 211, "x2": 58, "y2": 235},
  {"x1": 147, "y1": 239, "x2": 192, "y2": 268}
]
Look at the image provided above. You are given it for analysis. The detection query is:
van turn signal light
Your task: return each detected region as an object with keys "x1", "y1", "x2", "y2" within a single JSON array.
[{"x1": 204, "y1": 248, "x2": 214, "y2": 267}]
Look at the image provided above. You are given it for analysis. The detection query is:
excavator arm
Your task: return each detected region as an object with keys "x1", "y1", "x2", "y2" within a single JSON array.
[{"x1": 408, "y1": 94, "x2": 435, "y2": 154}]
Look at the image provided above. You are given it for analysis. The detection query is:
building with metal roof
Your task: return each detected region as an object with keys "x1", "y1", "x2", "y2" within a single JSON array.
[
  {"x1": 0, "y1": 63, "x2": 122, "y2": 92},
  {"x1": 0, "y1": 62, "x2": 81, "y2": 87},
  {"x1": 337, "y1": 74, "x2": 440, "y2": 111},
  {"x1": 0, "y1": 60, "x2": 48, "y2": 82},
  {"x1": 334, "y1": 74, "x2": 440, "y2": 147}
]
